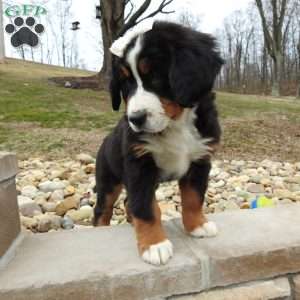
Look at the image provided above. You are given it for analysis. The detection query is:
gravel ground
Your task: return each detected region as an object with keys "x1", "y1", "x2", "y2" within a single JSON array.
[{"x1": 16, "y1": 153, "x2": 300, "y2": 233}]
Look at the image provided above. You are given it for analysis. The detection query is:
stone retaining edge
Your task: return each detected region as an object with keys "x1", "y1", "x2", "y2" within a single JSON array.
[
  {"x1": 0, "y1": 152, "x2": 18, "y2": 183},
  {"x1": 0, "y1": 233, "x2": 24, "y2": 271}
]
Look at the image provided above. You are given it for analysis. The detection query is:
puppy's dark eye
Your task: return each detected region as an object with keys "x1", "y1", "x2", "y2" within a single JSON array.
[{"x1": 138, "y1": 58, "x2": 151, "y2": 75}]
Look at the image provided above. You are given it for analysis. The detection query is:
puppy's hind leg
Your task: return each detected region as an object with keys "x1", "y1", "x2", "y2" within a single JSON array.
[
  {"x1": 93, "y1": 143, "x2": 123, "y2": 226},
  {"x1": 179, "y1": 161, "x2": 218, "y2": 238},
  {"x1": 124, "y1": 197, "x2": 133, "y2": 224},
  {"x1": 93, "y1": 183, "x2": 122, "y2": 226}
]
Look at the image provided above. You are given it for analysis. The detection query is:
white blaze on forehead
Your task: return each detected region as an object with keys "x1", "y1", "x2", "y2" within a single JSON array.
[
  {"x1": 127, "y1": 36, "x2": 143, "y2": 87},
  {"x1": 110, "y1": 20, "x2": 154, "y2": 58},
  {"x1": 126, "y1": 35, "x2": 170, "y2": 133}
]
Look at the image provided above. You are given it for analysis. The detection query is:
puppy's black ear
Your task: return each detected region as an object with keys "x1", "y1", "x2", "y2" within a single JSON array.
[
  {"x1": 109, "y1": 57, "x2": 122, "y2": 111},
  {"x1": 169, "y1": 32, "x2": 224, "y2": 107}
]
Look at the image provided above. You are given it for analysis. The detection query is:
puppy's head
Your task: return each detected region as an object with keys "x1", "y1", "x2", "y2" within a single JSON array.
[{"x1": 110, "y1": 21, "x2": 224, "y2": 133}]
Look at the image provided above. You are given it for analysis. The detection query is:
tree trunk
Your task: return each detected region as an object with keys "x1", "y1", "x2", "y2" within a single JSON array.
[
  {"x1": 255, "y1": 0, "x2": 288, "y2": 97},
  {"x1": 235, "y1": 43, "x2": 242, "y2": 90},
  {"x1": 98, "y1": 0, "x2": 125, "y2": 87},
  {"x1": 261, "y1": 45, "x2": 268, "y2": 91},
  {"x1": 297, "y1": 41, "x2": 300, "y2": 99},
  {"x1": 271, "y1": 51, "x2": 282, "y2": 97}
]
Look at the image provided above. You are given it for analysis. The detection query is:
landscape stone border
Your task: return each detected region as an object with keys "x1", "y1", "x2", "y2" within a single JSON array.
[
  {"x1": 0, "y1": 152, "x2": 21, "y2": 267},
  {"x1": 0, "y1": 205, "x2": 300, "y2": 299}
]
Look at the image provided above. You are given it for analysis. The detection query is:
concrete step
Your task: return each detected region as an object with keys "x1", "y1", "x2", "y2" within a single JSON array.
[
  {"x1": 0, "y1": 152, "x2": 21, "y2": 266},
  {"x1": 0, "y1": 205, "x2": 300, "y2": 300}
]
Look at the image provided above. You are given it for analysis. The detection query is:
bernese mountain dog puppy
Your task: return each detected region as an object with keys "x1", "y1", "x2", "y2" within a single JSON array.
[{"x1": 93, "y1": 21, "x2": 224, "y2": 266}]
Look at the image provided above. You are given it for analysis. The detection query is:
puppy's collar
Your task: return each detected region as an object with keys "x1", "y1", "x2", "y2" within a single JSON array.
[{"x1": 110, "y1": 20, "x2": 154, "y2": 58}]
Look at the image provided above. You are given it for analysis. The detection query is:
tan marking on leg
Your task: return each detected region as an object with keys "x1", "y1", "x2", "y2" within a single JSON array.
[
  {"x1": 96, "y1": 184, "x2": 122, "y2": 226},
  {"x1": 132, "y1": 143, "x2": 149, "y2": 158},
  {"x1": 132, "y1": 201, "x2": 167, "y2": 254},
  {"x1": 124, "y1": 197, "x2": 133, "y2": 224},
  {"x1": 160, "y1": 98, "x2": 184, "y2": 120},
  {"x1": 179, "y1": 183, "x2": 207, "y2": 233},
  {"x1": 208, "y1": 142, "x2": 220, "y2": 154},
  {"x1": 120, "y1": 65, "x2": 130, "y2": 78}
]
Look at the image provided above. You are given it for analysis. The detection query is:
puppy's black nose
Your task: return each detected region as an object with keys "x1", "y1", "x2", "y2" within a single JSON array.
[{"x1": 129, "y1": 111, "x2": 147, "y2": 127}]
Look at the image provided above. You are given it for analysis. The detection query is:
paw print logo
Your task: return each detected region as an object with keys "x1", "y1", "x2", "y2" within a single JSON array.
[{"x1": 5, "y1": 17, "x2": 45, "y2": 48}]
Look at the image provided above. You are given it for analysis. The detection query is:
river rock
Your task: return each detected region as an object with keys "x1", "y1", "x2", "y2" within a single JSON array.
[
  {"x1": 21, "y1": 185, "x2": 38, "y2": 199},
  {"x1": 36, "y1": 216, "x2": 52, "y2": 233},
  {"x1": 211, "y1": 180, "x2": 226, "y2": 188},
  {"x1": 55, "y1": 196, "x2": 80, "y2": 216},
  {"x1": 274, "y1": 189, "x2": 294, "y2": 199},
  {"x1": 64, "y1": 185, "x2": 76, "y2": 197},
  {"x1": 20, "y1": 216, "x2": 38, "y2": 230},
  {"x1": 61, "y1": 216, "x2": 74, "y2": 230},
  {"x1": 84, "y1": 164, "x2": 95, "y2": 174},
  {"x1": 42, "y1": 202, "x2": 57, "y2": 213},
  {"x1": 19, "y1": 198, "x2": 42, "y2": 217},
  {"x1": 285, "y1": 176, "x2": 300, "y2": 184},
  {"x1": 66, "y1": 206, "x2": 93, "y2": 221},
  {"x1": 224, "y1": 200, "x2": 240, "y2": 211},
  {"x1": 247, "y1": 183, "x2": 265, "y2": 193},
  {"x1": 30, "y1": 170, "x2": 45, "y2": 181},
  {"x1": 34, "y1": 192, "x2": 50, "y2": 205},
  {"x1": 50, "y1": 189, "x2": 64, "y2": 202},
  {"x1": 76, "y1": 153, "x2": 94, "y2": 164},
  {"x1": 18, "y1": 195, "x2": 33, "y2": 206},
  {"x1": 39, "y1": 180, "x2": 66, "y2": 193}
]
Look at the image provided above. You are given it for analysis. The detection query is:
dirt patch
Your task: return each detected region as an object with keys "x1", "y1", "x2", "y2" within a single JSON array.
[
  {"x1": 1, "y1": 123, "x2": 107, "y2": 160},
  {"x1": 2, "y1": 114, "x2": 299, "y2": 162},
  {"x1": 49, "y1": 74, "x2": 106, "y2": 90},
  {"x1": 218, "y1": 117, "x2": 300, "y2": 162}
]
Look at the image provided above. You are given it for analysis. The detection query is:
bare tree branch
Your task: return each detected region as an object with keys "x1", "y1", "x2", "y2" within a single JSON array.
[
  {"x1": 137, "y1": 0, "x2": 175, "y2": 24},
  {"x1": 118, "y1": 0, "x2": 151, "y2": 36},
  {"x1": 283, "y1": 1, "x2": 297, "y2": 47},
  {"x1": 255, "y1": 0, "x2": 274, "y2": 56},
  {"x1": 279, "y1": 0, "x2": 287, "y2": 29},
  {"x1": 114, "y1": 1, "x2": 126, "y2": 23},
  {"x1": 118, "y1": 0, "x2": 174, "y2": 36},
  {"x1": 125, "y1": 0, "x2": 135, "y2": 22}
]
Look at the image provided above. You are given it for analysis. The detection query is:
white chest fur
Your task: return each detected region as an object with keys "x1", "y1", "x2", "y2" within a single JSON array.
[{"x1": 142, "y1": 109, "x2": 212, "y2": 179}]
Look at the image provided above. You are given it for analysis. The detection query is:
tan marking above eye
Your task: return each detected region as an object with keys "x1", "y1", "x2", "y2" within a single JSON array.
[
  {"x1": 138, "y1": 58, "x2": 151, "y2": 75},
  {"x1": 160, "y1": 98, "x2": 184, "y2": 120},
  {"x1": 120, "y1": 65, "x2": 130, "y2": 78}
]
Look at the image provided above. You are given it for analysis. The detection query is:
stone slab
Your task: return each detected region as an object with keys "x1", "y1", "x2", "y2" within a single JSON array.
[
  {"x1": 1, "y1": 206, "x2": 300, "y2": 300},
  {"x1": 0, "y1": 177, "x2": 21, "y2": 258},
  {"x1": 0, "y1": 152, "x2": 18, "y2": 182},
  {"x1": 293, "y1": 274, "x2": 300, "y2": 300},
  {"x1": 173, "y1": 204, "x2": 300, "y2": 288},
  {"x1": 0, "y1": 222, "x2": 202, "y2": 300},
  {"x1": 171, "y1": 277, "x2": 291, "y2": 300}
]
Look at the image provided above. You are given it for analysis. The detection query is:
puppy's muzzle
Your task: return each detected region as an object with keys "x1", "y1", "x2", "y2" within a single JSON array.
[{"x1": 129, "y1": 110, "x2": 147, "y2": 128}]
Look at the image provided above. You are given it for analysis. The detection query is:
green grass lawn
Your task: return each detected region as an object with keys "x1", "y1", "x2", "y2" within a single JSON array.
[
  {"x1": 1, "y1": 58, "x2": 300, "y2": 161},
  {"x1": 0, "y1": 59, "x2": 121, "y2": 130}
]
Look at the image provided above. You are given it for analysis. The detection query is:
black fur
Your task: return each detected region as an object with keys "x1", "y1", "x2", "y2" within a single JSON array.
[
  {"x1": 94, "y1": 22, "x2": 223, "y2": 224},
  {"x1": 109, "y1": 57, "x2": 123, "y2": 111},
  {"x1": 110, "y1": 21, "x2": 224, "y2": 111}
]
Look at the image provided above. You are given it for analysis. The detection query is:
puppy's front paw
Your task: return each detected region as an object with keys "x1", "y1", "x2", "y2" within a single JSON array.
[
  {"x1": 141, "y1": 239, "x2": 173, "y2": 266},
  {"x1": 189, "y1": 221, "x2": 218, "y2": 238}
]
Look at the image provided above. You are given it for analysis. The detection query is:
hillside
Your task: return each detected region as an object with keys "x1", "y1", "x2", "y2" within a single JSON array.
[{"x1": 0, "y1": 58, "x2": 300, "y2": 161}]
